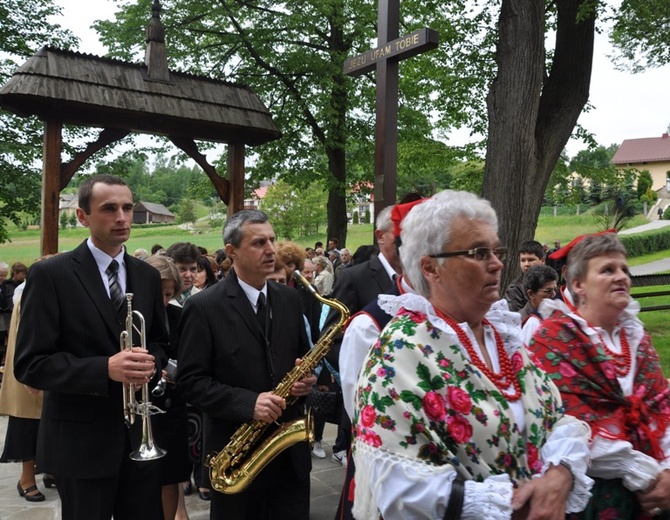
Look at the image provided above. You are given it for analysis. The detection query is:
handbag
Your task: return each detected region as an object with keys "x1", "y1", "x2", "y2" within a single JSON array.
[{"x1": 306, "y1": 388, "x2": 342, "y2": 424}]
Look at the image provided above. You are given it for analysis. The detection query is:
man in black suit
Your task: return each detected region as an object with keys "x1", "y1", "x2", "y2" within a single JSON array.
[
  {"x1": 14, "y1": 174, "x2": 169, "y2": 520},
  {"x1": 321, "y1": 205, "x2": 401, "y2": 466},
  {"x1": 177, "y1": 209, "x2": 316, "y2": 520}
]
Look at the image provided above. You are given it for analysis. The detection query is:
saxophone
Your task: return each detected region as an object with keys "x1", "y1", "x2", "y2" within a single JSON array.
[{"x1": 206, "y1": 271, "x2": 350, "y2": 494}]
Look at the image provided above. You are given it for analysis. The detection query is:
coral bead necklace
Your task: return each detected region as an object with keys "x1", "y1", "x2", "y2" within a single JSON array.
[
  {"x1": 596, "y1": 328, "x2": 632, "y2": 377},
  {"x1": 434, "y1": 308, "x2": 521, "y2": 401}
]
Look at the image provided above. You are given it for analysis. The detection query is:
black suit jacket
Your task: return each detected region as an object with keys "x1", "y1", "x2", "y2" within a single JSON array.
[
  {"x1": 322, "y1": 255, "x2": 394, "y2": 370},
  {"x1": 177, "y1": 269, "x2": 312, "y2": 484},
  {"x1": 14, "y1": 240, "x2": 168, "y2": 479}
]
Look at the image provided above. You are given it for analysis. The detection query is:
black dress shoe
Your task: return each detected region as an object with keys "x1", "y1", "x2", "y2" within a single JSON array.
[
  {"x1": 17, "y1": 481, "x2": 46, "y2": 502},
  {"x1": 198, "y1": 489, "x2": 212, "y2": 501},
  {"x1": 183, "y1": 483, "x2": 193, "y2": 496},
  {"x1": 43, "y1": 475, "x2": 56, "y2": 489}
]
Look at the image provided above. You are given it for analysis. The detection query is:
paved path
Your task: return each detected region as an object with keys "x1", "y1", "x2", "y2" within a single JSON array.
[{"x1": 0, "y1": 418, "x2": 344, "y2": 520}]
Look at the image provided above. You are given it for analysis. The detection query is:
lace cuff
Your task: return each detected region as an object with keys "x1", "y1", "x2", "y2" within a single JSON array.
[{"x1": 461, "y1": 474, "x2": 513, "y2": 520}]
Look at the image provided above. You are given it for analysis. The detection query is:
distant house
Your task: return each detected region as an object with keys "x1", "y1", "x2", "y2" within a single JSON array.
[
  {"x1": 612, "y1": 133, "x2": 670, "y2": 192},
  {"x1": 244, "y1": 185, "x2": 268, "y2": 210},
  {"x1": 133, "y1": 201, "x2": 175, "y2": 224},
  {"x1": 59, "y1": 194, "x2": 78, "y2": 218}
]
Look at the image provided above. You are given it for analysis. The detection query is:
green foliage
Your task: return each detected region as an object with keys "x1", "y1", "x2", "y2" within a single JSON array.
[
  {"x1": 364, "y1": 209, "x2": 370, "y2": 225},
  {"x1": 619, "y1": 228, "x2": 670, "y2": 257},
  {"x1": 352, "y1": 211, "x2": 359, "y2": 225},
  {"x1": 610, "y1": 0, "x2": 670, "y2": 71},
  {"x1": 261, "y1": 181, "x2": 328, "y2": 240},
  {"x1": 59, "y1": 212, "x2": 68, "y2": 230},
  {"x1": 448, "y1": 160, "x2": 485, "y2": 194},
  {"x1": 636, "y1": 169, "x2": 654, "y2": 199},
  {"x1": 178, "y1": 199, "x2": 197, "y2": 225}
]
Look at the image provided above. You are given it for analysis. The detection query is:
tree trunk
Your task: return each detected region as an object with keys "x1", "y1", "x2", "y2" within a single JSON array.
[
  {"x1": 326, "y1": 145, "x2": 348, "y2": 247},
  {"x1": 483, "y1": 0, "x2": 595, "y2": 290}
]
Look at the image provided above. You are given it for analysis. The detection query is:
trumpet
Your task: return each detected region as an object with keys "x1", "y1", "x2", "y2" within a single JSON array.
[{"x1": 120, "y1": 293, "x2": 167, "y2": 461}]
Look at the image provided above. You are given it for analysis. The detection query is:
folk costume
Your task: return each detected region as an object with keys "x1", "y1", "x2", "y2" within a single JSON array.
[
  {"x1": 530, "y1": 296, "x2": 670, "y2": 520},
  {"x1": 352, "y1": 295, "x2": 592, "y2": 520}
]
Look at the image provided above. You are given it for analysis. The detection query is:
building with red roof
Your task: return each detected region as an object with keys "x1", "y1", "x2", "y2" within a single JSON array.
[{"x1": 612, "y1": 133, "x2": 670, "y2": 192}]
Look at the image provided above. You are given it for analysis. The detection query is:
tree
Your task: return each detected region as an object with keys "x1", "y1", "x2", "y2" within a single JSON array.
[
  {"x1": 179, "y1": 199, "x2": 197, "y2": 226},
  {"x1": 261, "y1": 180, "x2": 328, "y2": 240},
  {"x1": 636, "y1": 169, "x2": 654, "y2": 199},
  {"x1": 60, "y1": 211, "x2": 68, "y2": 230},
  {"x1": 94, "y1": 0, "x2": 493, "y2": 246},
  {"x1": 0, "y1": 0, "x2": 78, "y2": 243}
]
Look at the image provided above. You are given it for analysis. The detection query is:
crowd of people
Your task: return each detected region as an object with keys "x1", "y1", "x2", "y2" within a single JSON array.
[{"x1": 0, "y1": 173, "x2": 668, "y2": 520}]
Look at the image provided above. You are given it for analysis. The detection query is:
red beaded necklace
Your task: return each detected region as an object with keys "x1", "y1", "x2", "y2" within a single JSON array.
[
  {"x1": 434, "y1": 308, "x2": 522, "y2": 401},
  {"x1": 596, "y1": 328, "x2": 632, "y2": 377}
]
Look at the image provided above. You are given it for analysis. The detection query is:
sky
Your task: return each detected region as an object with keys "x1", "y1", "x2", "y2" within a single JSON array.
[{"x1": 53, "y1": 0, "x2": 670, "y2": 159}]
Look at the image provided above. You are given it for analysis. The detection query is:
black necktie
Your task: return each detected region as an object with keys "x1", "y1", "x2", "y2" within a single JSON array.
[
  {"x1": 107, "y1": 260, "x2": 125, "y2": 311},
  {"x1": 256, "y1": 292, "x2": 267, "y2": 331}
]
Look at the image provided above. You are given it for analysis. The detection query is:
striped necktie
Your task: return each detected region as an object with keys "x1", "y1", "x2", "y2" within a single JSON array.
[{"x1": 106, "y1": 260, "x2": 125, "y2": 311}]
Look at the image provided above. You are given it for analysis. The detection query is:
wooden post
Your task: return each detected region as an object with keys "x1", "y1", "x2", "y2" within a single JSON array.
[
  {"x1": 41, "y1": 120, "x2": 63, "y2": 256},
  {"x1": 227, "y1": 143, "x2": 245, "y2": 216}
]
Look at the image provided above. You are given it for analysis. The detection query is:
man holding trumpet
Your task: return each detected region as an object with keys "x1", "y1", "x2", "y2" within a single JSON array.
[{"x1": 15, "y1": 174, "x2": 169, "y2": 520}]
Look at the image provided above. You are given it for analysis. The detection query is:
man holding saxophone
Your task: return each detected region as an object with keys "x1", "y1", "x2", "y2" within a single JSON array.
[
  {"x1": 15, "y1": 174, "x2": 169, "y2": 520},
  {"x1": 177, "y1": 209, "x2": 316, "y2": 520}
]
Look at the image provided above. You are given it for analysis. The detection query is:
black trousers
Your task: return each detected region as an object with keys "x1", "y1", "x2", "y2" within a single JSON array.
[
  {"x1": 210, "y1": 446, "x2": 310, "y2": 520},
  {"x1": 56, "y1": 437, "x2": 162, "y2": 520}
]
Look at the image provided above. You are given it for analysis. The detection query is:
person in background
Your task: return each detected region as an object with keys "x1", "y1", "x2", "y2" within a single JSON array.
[
  {"x1": 134, "y1": 248, "x2": 149, "y2": 260},
  {"x1": 151, "y1": 244, "x2": 165, "y2": 255},
  {"x1": 529, "y1": 232, "x2": 670, "y2": 519},
  {"x1": 504, "y1": 240, "x2": 545, "y2": 312},
  {"x1": 518, "y1": 264, "x2": 558, "y2": 344},
  {"x1": 14, "y1": 174, "x2": 169, "y2": 520},
  {"x1": 6, "y1": 262, "x2": 27, "y2": 292},
  {"x1": 144, "y1": 254, "x2": 191, "y2": 520},
  {"x1": 165, "y1": 242, "x2": 202, "y2": 304},
  {"x1": 164, "y1": 242, "x2": 208, "y2": 501},
  {"x1": 351, "y1": 245, "x2": 378, "y2": 265},
  {"x1": 313, "y1": 256, "x2": 334, "y2": 297},
  {"x1": 351, "y1": 189, "x2": 592, "y2": 520},
  {"x1": 0, "y1": 262, "x2": 11, "y2": 360},
  {"x1": 0, "y1": 256, "x2": 55, "y2": 503},
  {"x1": 194, "y1": 255, "x2": 217, "y2": 290}
]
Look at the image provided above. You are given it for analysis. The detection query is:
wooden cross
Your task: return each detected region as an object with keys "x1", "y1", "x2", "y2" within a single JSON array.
[{"x1": 344, "y1": 0, "x2": 438, "y2": 220}]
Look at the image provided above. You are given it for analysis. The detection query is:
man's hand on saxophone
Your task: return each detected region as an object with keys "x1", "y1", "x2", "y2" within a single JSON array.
[
  {"x1": 290, "y1": 357, "x2": 317, "y2": 398},
  {"x1": 108, "y1": 346, "x2": 156, "y2": 386},
  {"x1": 253, "y1": 392, "x2": 286, "y2": 423}
]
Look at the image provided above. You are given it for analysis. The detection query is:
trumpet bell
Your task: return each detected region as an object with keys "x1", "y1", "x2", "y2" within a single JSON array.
[{"x1": 130, "y1": 443, "x2": 167, "y2": 461}]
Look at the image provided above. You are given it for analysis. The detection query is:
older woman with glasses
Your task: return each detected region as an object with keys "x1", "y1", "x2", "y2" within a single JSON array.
[
  {"x1": 529, "y1": 232, "x2": 670, "y2": 519},
  {"x1": 518, "y1": 265, "x2": 559, "y2": 344},
  {"x1": 351, "y1": 189, "x2": 592, "y2": 520}
]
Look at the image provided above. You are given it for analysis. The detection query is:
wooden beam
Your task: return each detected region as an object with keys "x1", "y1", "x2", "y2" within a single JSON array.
[
  {"x1": 227, "y1": 143, "x2": 245, "y2": 216},
  {"x1": 42, "y1": 120, "x2": 63, "y2": 256},
  {"x1": 60, "y1": 128, "x2": 130, "y2": 190},
  {"x1": 169, "y1": 136, "x2": 230, "y2": 204}
]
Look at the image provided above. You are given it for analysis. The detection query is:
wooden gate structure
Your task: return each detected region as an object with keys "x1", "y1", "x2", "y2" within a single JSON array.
[{"x1": 0, "y1": 0, "x2": 281, "y2": 255}]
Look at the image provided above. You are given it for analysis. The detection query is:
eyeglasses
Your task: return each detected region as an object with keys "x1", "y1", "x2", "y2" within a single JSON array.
[
  {"x1": 428, "y1": 247, "x2": 508, "y2": 262},
  {"x1": 539, "y1": 287, "x2": 557, "y2": 296}
]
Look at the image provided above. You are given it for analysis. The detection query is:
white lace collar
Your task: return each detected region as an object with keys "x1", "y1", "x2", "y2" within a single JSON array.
[{"x1": 378, "y1": 293, "x2": 524, "y2": 356}]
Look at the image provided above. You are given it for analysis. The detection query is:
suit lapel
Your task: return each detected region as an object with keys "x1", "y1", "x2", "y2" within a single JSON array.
[
  {"x1": 71, "y1": 241, "x2": 123, "y2": 339},
  {"x1": 370, "y1": 255, "x2": 393, "y2": 293}
]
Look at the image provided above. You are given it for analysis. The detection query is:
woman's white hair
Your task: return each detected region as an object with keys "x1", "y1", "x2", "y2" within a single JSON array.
[{"x1": 399, "y1": 190, "x2": 498, "y2": 297}]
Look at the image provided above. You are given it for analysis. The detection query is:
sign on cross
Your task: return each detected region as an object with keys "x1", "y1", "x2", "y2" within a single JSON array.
[{"x1": 344, "y1": 0, "x2": 438, "y2": 221}]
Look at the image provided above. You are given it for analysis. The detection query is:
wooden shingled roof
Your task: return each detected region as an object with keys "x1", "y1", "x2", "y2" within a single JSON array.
[
  {"x1": 0, "y1": 45, "x2": 281, "y2": 146},
  {"x1": 0, "y1": 0, "x2": 281, "y2": 255}
]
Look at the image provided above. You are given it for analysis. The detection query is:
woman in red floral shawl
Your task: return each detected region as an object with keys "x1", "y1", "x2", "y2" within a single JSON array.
[{"x1": 529, "y1": 232, "x2": 670, "y2": 519}]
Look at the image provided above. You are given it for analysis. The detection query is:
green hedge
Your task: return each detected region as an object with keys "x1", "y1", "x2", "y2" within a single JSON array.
[{"x1": 620, "y1": 228, "x2": 670, "y2": 258}]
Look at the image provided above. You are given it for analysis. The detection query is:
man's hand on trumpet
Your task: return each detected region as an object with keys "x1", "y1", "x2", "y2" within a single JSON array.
[{"x1": 108, "y1": 347, "x2": 156, "y2": 386}]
